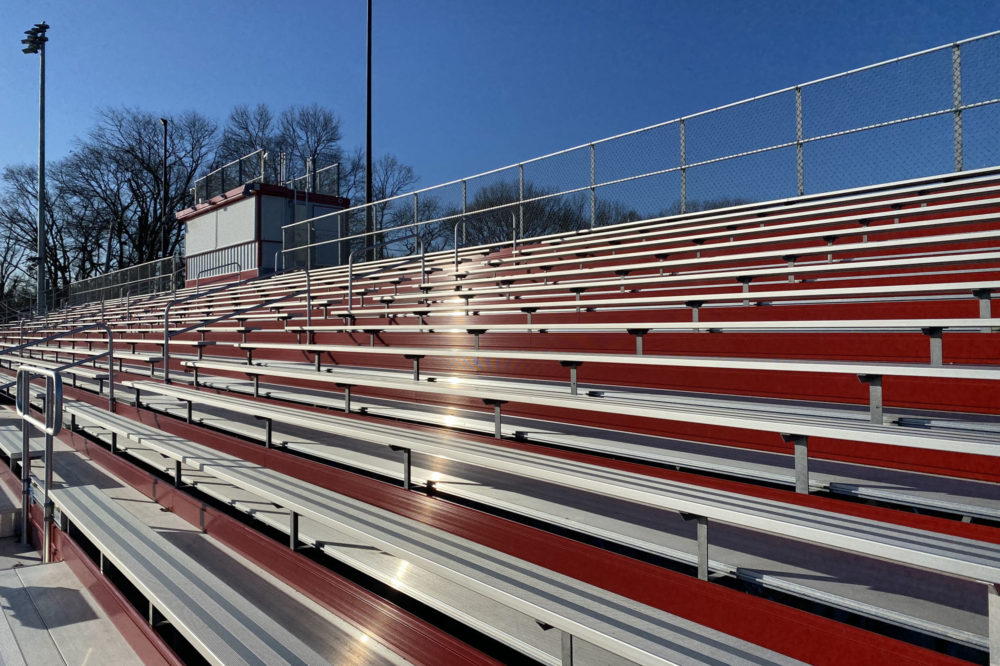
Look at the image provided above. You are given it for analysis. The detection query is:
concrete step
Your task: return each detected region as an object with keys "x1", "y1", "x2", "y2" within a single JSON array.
[{"x1": 0, "y1": 541, "x2": 140, "y2": 665}]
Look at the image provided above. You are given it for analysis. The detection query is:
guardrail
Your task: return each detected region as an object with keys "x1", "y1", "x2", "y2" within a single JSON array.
[
  {"x1": 283, "y1": 31, "x2": 1000, "y2": 271},
  {"x1": 67, "y1": 256, "x2": 181, "y2": 307}
]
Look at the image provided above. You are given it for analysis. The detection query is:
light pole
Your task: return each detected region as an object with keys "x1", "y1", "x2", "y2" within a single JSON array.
[
  {"x1": 365, "y1": 0, "x2": 374, "y2": 262},
  {"x1": 22, "y1": 22, "x2": 49, "y2": 316},
  {"x1": 160, "y1": 118, "x2": 168, "y2": 258}
]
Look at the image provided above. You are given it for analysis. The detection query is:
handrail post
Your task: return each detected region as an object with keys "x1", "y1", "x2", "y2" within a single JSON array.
[
  {"x1": 163, "y1": 302, "x2": 173, "y2": 384},
  {"x1": 419, "y1": 237, "x2": 426, "y2": 282},
  {"x1": 196, "y1": 261, "x2": 242, "y2": 294},
  {"x1": 15, "y1": 366, "x2": 62, "y2": 562},
  {"x1": 19, "y1": 398, "x2": 30, "y2": 546},
  {"x1": 305, "y1": 268, "x2": 312, "y2": 328}
]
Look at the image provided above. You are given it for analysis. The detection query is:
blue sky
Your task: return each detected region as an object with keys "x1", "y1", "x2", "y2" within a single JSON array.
[{"x1": 1, "y1": 0, "x2": 998, "y2": 192}]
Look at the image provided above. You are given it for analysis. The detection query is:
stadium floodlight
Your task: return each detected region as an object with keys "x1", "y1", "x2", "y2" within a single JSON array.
[
  {"x1": 22, "y1": 22, "x2": 49, "y2": 315},
  {"x1": 21, "y1": 23, "x2": 48, "y2": 54}
]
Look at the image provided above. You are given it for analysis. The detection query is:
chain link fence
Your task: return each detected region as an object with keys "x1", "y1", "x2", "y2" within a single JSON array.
[
  {"x1": 66, "y1": 256, "x2": 182, "y2": 306},
  {"x1": 284, "y1": 31, "x2": 1000, "y2": 268},
  {"x1": 192, "y1": 150, "x2": 340, "y2": 204}
]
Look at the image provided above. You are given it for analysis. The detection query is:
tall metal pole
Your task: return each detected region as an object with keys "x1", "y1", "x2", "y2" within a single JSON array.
[
  {"x1": 365, "y1": 0, "x2": 374, "y2": 262},
  {"x1": 160, "y1": 118, "x2": 169, "y2": 257},
  {"x1": 36, "y1": 32, "x2": 47, "y2": 316}
]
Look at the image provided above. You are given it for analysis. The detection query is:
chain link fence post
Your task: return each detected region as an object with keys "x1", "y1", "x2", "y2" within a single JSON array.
[
  {"x1": 679, "y1": 117, "x2": 687, "y2": 214},
  {"x1": 795, "y1": 86, "x2": 804, "y2": 196},
  {"x1": 953, "y1": 43, "x2": 963, "y2": 172}
]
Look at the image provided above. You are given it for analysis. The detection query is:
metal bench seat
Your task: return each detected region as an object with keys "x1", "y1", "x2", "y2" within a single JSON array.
[
  {"x1": 52, "y1": 483, "x2": 331, "y2": 666},
  {"x1": 526, "y1": 168, "x2": 1000, "y2": 251},
  {"x1": 188, "y1": 371, "x2": 1000, "y2": 523},
  {"x1": 513, "y1": 186, "x2": 1000, "y2": 265},
  {"x1": 115, "y1": 381, "x2": 1000, "y2": 655},
  {"x1": 432, "y1": 221, "x2": 1000, "y2": 292},
  {"x1": 315, "y1": 278, "x2": 999, "y2": 322},
  {"x1": 66, "y1": 398, "x2": 801, "y2": 666}
]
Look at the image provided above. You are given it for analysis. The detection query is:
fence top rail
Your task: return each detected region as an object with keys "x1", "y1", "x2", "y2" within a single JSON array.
[
  {"x1": 282, "y1": 30, "x2": 1000, "y2": 235},
  {"x1": 68, "y1": 255, "x2": 177, "y2": 292}
]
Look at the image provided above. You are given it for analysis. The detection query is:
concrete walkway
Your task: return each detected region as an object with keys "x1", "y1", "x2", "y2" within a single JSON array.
[{"x1": 0, "y1": 537, "x2": 141, "y2": 665}]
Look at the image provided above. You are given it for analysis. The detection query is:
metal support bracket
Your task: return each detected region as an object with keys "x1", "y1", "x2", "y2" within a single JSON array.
[
  {"x1": 560, "y1": 361, "x2": 584, "y2": 395},
  {"x1": 253, "y1": 416, "x2": 273, "y2": 448},
  {"x1": 389, "y1": 445, "x2": 412, "y2": 490},
  {"x1": 626, "y1": 329, "x2": 649, "y2": 355},
  {"x1": 337, "y1": 383, "x2": 353, "y2": 413},
  {"x1": 921, "y1": 327, "x2": 943, "y2": 366},
  {"x1": 685, "y1": 300, "x2": 704, "y2": 323},
  {"x1": 404, "y1": 354, "x2": 424, "y2": 381},
  {"x1": 781, "y1": 433, "x2": 810, "y2": 494},
  {"x1": 289, "y1": 511, "x2": 299, "y2": 550},
  {"x1": 483, "y1": 399, "x2": 508, "y2": 439},
  {"x1": 857, "y1": 374, "x2": 883, "y2": 424},
  {"x1": 681, "y1": 513, "x2": 710, "y2": 580}
]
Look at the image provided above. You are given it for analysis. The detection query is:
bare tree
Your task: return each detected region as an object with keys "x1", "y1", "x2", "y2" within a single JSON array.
[
  {"x1": 216, "y1": 103, "x2": 275, "y2": 165},
  {"x1": 77, "y1": 107, "x2": 217, "y2": 263},
  {"x1": 277, "y1": 104, "x2": 343, "y2": 177}
]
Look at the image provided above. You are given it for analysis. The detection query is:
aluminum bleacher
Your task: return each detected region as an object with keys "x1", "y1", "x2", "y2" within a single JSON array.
[{"x1": 0, "y1": 166, "x2": 998, "y2": 665}]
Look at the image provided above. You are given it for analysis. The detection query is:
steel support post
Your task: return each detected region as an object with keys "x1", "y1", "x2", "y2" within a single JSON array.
[
  {"x1": 858, "y1": 374, "x2": 883, "y2": 424},
  {"x1": 341, "y1": 385, "x2": 352, "y2": 413},
  {"x1": 174, "y1": 460, "x2": 182, "y2": 487},
  {"x1": 484, "y1": 400, "x2": 506, "y2": 439},
  {"x1": 697, "y1": 516, "x2": 709, "y2": 581},
  {"x1": 185, "y1": 400, "x2": 192, "y2": 424},
  {"x1": 782, "y1": 434, "x2": 810, "y2": 494},
  {"x1": 560, "y1": 361, "x2": 583, "y2": 395},
  {"x1": 988, "y1": 583, "x2": 998, "y2": 665},
  {"x1": 795, "y1": 86, "x2": 804, "y2": 196},
  {"x1": 20, "y1": 420, "x2": 30, "y2": 545},
  {"x1": 561, "y1": 631, "x2": 574, "y2": 666},
  {"x1": 253, "y1": 374, "x2": 260, "y2": 398},
  {"x1": 679, "y1": 118, "x2": 687, "y2": 214},
  {"x1": 973, "y1": 288, "x2": 993, "y2": 332},
  {"x1": 686, "y1": 301, "x2": 703, "y2": 323},
  {"x1": 953, "y1": 44, "x2": 963, "y2": 173},
  {"x1": 405, "y1": 355, "x2": 423, "y2": 381},
  {"x1": 518, "y1": 164, "x2": 525, "y2": 237},
  {"x1": 589, "y1": 143, "x2": 596, "y2": 229},
  {"x1": 922, "y1": 327, "x2": 943, "y2": 366},
  {"x1": 390, "y1": 446, "x2": 412, "y2": 490},
  {"x1": 42, "y1": 433, "x2": 53, "y2": 563},
  {"x1": 289, "y1": 511, "x2": 299, "y2": 550}
]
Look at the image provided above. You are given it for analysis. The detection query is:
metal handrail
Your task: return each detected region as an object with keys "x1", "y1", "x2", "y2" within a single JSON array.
[
  {"x1": 67, "y1": 255, "x2": 180, "y2": 306},
  {"x1": 161, "y1": 269, "x2": 298, "y2": 384},
  {"x1": 346, "y1": 233, "x2": 424, "y2": 315},
  {"x1": 14, "y1": 365, "x2": 61, "y2": 560},
  {"x1": 196, "y1": 262, "x2": 242, "y2": 294},
  {"x1": 192, "y1": 149, "x2": 266, "y2": 203},
  {"x1": 0, "y1": 322, "x2": 116, "y2": 411}
]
